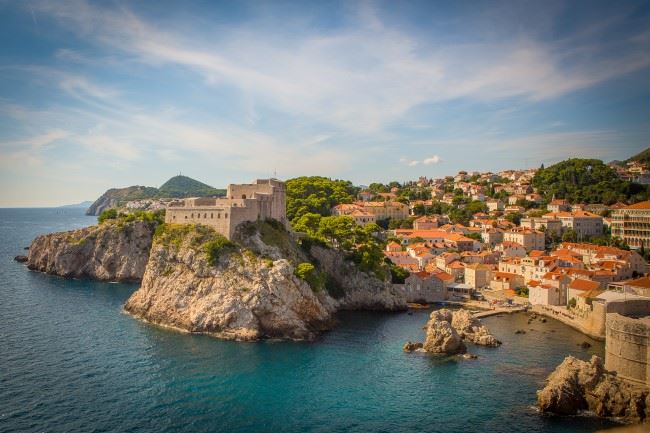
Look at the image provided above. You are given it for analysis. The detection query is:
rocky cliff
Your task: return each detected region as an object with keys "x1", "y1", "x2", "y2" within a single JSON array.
[
  {"x1": 86, "y1": 186, "x2": 159, "y2": 216},
  {"x1": 537, "y1": 355, "x2": 649, "y2": 424},
  {"x1": 86, "y1": 176, "x2": 225, "y2": 215},
  {"x1": 27, "y1": 220, "x2": 156, "y2": 281},
  {"x1": 124, "y1": 221, "x2": 405, "y2": 341}
]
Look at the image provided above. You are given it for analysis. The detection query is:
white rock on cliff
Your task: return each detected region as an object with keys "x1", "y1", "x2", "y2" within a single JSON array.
[
  {"x1": 124, "y1": 234, "x2": 332, "y2": 341},
  {"x1": 27, "y1": 220, "x2": 156, "y2": 281}
]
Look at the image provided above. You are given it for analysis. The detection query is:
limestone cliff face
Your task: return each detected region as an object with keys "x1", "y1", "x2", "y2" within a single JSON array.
[
  {"x1": 124, "y1": 227, "x2": 332, "y2": 340},
  {"x1": 124, "y1": 222, "x2": 406, "y2": 341},
  {"x1": 27, "y1": 220, "x2": 155, "y2": 281},
  {"x1": 537, "y1": 355, "x2": 650, "y2": 424},
  {"x1": 309, "y1": 245, "x2": 406, "y2": 311}
]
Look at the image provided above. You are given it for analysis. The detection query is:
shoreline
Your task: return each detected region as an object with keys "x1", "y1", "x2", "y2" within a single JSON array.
[{"x1": 531, "y1": 304, "x2": 605, "y2": 341}]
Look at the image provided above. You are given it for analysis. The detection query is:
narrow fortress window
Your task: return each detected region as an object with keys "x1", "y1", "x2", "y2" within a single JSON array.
[
  {"x1": 211, "y1": 213, "x2": 213, "y2": 219},
  {"x1": 242, "y1": 194, "x2": 246, "y2": 199},
  {"x1": 191, "y1": 213, "x2": 194, "y2": 218},
  {"x1": 225, "y1": 213, "x2": 228, "y2": 218},
  {"x1": 217, "y1": 213, "x2": 221, "y2": 219}
]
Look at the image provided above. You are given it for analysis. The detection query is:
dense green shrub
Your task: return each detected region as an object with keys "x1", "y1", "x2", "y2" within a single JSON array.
[
  {"x1": 204, "y1": 236, "x2": 235, "y2": 266},
  {"x1": 294, "y1": 262, "x2": 325, "y2": 291},
  {"x1": 390, "y1": 264, "x2": 410, "y2": 284},
  {"x1": 98, "y1": 208, "x2": 118, "y2": 223},
  {"x1": 286, "y1": 176, "x2": 358, "y2": 222},
  {"x1": 533, "y1": 158, "x2": 649, "y2": 204}
]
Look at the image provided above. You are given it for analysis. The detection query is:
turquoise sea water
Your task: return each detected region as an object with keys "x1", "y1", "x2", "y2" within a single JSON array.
[{"x1": 0, "y1": 208, "x2": 617, "y2": 433}]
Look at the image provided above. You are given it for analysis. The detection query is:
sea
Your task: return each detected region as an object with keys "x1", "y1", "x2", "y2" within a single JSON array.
[{"x1": 0, "y1": 208, "x2": 618, "y2": 433}]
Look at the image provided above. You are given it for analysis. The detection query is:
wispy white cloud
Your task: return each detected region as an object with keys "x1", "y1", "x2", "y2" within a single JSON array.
[
  {"x1": 401, "y1": 155, "x2": 442, "y2": 167},
  {"x1": 31, "y1": 0, "x2": 650, "y2": 133}
]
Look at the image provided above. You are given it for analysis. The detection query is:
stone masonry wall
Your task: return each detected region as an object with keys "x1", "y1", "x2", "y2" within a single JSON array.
[{"x1": 605, "y1": 310, "x2": 650, "y2": 387}]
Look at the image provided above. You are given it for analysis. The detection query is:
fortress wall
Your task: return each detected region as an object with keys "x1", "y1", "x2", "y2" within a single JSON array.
[
  {"x1": 605, "y1": 313, "x2": 650, "y2": 387},
  {"x1": 165, "y1": 179, "x2": 287, "y2": 239},
  {"x1": 606, "y1": 299, "x2": 650, "y2": 317},
  {"x1": 165, "y1": 207, "x2": 232, "y2": 237}
]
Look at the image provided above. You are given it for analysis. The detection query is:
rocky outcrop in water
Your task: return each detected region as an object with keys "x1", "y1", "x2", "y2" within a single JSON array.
[
  {"x1": 27, "y1": 220, "x2": 156, "y2": 281},
  {"x1": 423, "y1": 312, "x2": 466, "y2": 354},
  {"x1": 537, "y1": 355, "x2": 650, "y2": 424},
  {"x1": 450, "y1": 309, "x2": 501, "y2": 347},
  {"x1": 124, "y1": 221, "x2": 406, "y2": 341},
  {"x1": 408, "y1": 309, "x2": 500, "y2": 355}
]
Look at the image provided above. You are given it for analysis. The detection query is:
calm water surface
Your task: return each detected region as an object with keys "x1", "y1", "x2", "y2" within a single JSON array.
[{"x1": 0, "y1": 208, "x2": 618, "y2": 432}]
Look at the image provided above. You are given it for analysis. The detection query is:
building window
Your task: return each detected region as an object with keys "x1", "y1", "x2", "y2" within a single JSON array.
[
  {"x1": 242, "y1": 194, "x2": 247, "y2": 199},
  {"x1": 204, "y1": 213, "x2": 207, "y2": 218},
  {"x1": 211, "y1": 213, "x2": 213, "y2": 218},
  {"x1": 225, "y1": 213, "x2": 228, "y2": 218},
  {"x1": 191, "y1": 213, "x2": 194, "y2": 218}
]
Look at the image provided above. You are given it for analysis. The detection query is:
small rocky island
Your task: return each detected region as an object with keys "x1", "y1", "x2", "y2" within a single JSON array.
[{"x1": 404, "y1": 308, "x2": 500, "y2": 355}]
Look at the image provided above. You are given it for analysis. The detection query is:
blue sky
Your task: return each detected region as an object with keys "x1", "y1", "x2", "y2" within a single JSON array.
[{"x1": 0, "y1": 0, "x2": 649, "y2": 206}]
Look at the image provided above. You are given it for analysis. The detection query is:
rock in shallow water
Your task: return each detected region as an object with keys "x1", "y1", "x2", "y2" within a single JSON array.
[
  {"x1": 406, "y1": 308, "x2": 500, "y2": 355},
  {"x1": 537, "y1": 355, "x2": 650, "y2": 423}
]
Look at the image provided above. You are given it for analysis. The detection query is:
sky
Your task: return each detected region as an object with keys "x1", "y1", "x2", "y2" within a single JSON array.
[{"x1": 0, "y1": 0, "x2": 649, "y2": 207}]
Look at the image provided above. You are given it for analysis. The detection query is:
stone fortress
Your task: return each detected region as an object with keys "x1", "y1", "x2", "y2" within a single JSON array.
[{"x1": 165, "y1": 178, "x2": 287, "y2": 240}]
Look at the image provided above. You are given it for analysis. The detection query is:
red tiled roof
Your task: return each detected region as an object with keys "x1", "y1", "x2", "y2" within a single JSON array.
[
  {"x1": 623, "y1": 201, "x2": 650, "y2": 210},
  {"x1": 568, "y1": 279, "x2": 600, "y2": 291},
  {"x1": 625, "y1": 276, "x2": 650, "y2": 289}
]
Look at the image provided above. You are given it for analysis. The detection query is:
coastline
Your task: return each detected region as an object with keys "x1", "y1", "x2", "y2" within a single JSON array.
[{"x1": 531, "y1": 304, "x2": 605, "y2": 341}]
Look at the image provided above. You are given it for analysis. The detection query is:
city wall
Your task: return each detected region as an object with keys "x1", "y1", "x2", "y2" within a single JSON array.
[{"x1": 605, "y1": 310, "x2": 650, "y2": 387}]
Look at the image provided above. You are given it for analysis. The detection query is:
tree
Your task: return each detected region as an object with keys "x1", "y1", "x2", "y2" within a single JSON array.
[
  {"x1": 532, "y1": 158, "x2": 650, "y2": 204},
  {"x1": 389, "y1": 265, "x2": 410, "y2": 284},
  {"x1": 562, "y1": 228, "x2": 578, "y2": 243},
  {"x1": 505, "y1": 212, "x2": 523, "y2": 226},
  {"x1": 286, "y1": 176, "x2": 358, "y2": 222}
]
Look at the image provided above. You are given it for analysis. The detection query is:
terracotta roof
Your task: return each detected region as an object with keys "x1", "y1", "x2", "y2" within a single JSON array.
[
  {"x1": 568, "y1": 279, "x2": 601, "y2": 291},
  {"x1": 544, "y1": 211, "x2": 601, "y2": 218},
  {"x1": 494, "y1": 272, "x2": 519, "y2": 280},
  {"x1": 623, "y1": 201, "x2": 650, "y2": 210},
  {"x1": 432, "y1": 271, "x2": 454, "y2": 282},
  {"x1": 625, "y1": 276, "x2": 650, "y2": 289},
  {"x1": 577, "y1": 288, "x2": 606, "y2": 299}
]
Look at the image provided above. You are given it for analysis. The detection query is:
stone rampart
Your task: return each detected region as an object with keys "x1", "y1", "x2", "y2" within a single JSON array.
[{"x1": 605, "y1": 312, "x2": 650, "y2": 387}]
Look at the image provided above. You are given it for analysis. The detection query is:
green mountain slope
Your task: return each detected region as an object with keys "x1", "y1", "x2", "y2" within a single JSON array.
[
  {"x1": 532, "y1": 158, "x2": 649, "y2": 205},
  {"x1": 158, "y1": 175, "x2": 224, "y2": 198},
  {"x1": 627, "y1": 147, "x2": 650, "y2": 165},
  {"x1": 86, "y1": 175, "x2": 225, "y2": 215}
]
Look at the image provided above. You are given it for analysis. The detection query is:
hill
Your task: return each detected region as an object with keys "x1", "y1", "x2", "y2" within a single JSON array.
[
  {"x1": 58, "y1": 200, "x2": 93, "y2": 209},
  {"x1": 86, "y1": 175, "x2": 225, "y2": 215},
  {"x1": 158, "y1": 175, "x2": 223, "y2": 198},
  {"x1": 627, "y1": 147, "x2": 650, "y2": 165},
  {"x1": 532, "y1": 158, "x2": 649, "y2": 205}
]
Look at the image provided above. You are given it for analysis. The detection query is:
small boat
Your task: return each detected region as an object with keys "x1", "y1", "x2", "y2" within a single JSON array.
[{"x1": 407, "y1": 303, "x2": 429, "y2": 309}]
